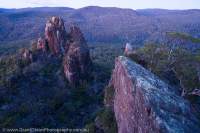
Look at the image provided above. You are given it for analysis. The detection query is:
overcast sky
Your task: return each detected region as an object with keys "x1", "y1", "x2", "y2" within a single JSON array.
[{"x1": 0, "y1": 0, "x2": 200, "y2": 9}]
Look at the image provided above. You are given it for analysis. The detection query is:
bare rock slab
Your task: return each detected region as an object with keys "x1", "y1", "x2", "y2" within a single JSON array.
[{"x1": 109, "y1": 56, "x2": 200, "y2": 133}]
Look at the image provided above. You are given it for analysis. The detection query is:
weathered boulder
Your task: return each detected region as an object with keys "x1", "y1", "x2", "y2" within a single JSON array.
[
  {"x1": 109, "y1": 56, "x2": 200, "y2": 133},
  {"x1": 45, "y1": 16, "x2": 67, "y2": 55},
  {"x1": 63, "y1": 26, "x2": 92, "y2": 86}
]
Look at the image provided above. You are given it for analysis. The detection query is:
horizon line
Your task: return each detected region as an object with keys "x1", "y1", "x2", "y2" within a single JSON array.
[{"x1": 0, "y1": 5, "x2": 200, "y2": 11}]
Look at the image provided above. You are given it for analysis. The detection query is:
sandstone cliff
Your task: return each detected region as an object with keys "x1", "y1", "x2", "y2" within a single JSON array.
[
  {"x1": 107, "y1": 56, "x2": 200, "y2": 133},
  {"x1": 45, "y1": 16, "x2": 67, "y2": 55},
  {"x1": 63, "y1": 25, "x2": 92, "y2": 86},
  {"x1": 36, "y1": 16, "x2": 92, "y2": 86}
]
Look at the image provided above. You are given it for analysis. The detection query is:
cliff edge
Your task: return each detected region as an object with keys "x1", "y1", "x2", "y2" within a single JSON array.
[{"x1": 108, "y1": 56, "x2": 200, "y2": 133}]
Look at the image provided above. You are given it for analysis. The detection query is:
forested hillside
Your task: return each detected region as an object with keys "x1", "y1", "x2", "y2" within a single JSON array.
[{"x1": 0, "y1": 6, "x2": 200, "y2": 45}]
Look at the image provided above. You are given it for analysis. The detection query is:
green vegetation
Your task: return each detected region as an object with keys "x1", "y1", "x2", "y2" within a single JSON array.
[
  {"x1": 0, "y1": 42, "x2": 122, "y2": 129},
  {"x1": 128, "y1": 43, "x2": 200, "y2": 97},
  {"x1": 0, "y1": 113, "x2": 20, "y2": 127},
  {"x1": 96, "y1": 108, "x2": 117, "y2": 133},
  {"x1": 167, "y1": 32, "x2": 200, "y2": 43},
  {"x1": 0, "y1": 103, "x2": 30, "y2": 127},
  {"x1": 85, "y1": 85, "x2": 117, "y2": 133},
  {"x1": 0, "y1": 48, "x2": 32, "y2": 89},
  {"x1": 89, "y1": 43, "x2": 123, "y2": 71},
  {"x1": 0, "y1": 37, "x2": 199, "y2": 130},
  {"x1": 70, "y1": 85, "x2": 93, "y2": 108},
  {"x1": 85, "y1": 107, "x2": 118, "y2": 133},
  {"x1": 104, "y1": 85, "x2": 114, "y2": 108},
  {"x1": 85, "y1": 123, "x2": 96, "y2": 133},
  {"x1": 0, "y1": 40, "x2": 31, "y2": 56}
]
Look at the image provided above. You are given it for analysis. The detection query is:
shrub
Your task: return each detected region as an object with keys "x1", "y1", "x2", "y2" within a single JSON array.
[
  {"x1": 31, "y1": 41, "x2": 38, "y2": 52},
  {"x1": 95, "y1": 108, "x2": 118, "y2": 133},
  {"x1": 85, "y1": 123, "x2": 96, "y2": 133},
  {"x1": 127, "y1": 43, "x2": 200, "y2": 97},
  {"x1": 104, "y1": 85, "x2": 114, "y2": 108}
]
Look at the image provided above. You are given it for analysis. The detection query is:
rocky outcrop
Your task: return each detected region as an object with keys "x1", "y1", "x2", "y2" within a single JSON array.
[
  {"x1": 20, "y1": 48, "x2": 33, "y2": 62},
  {"x1": 124, "y1": 43, "x2": 133, "y2": 56},
  {"x1": 35, "y1": 16, "x2": 92, "y2": 86},
  {"x1": 37, "y1": 37, "x2": 48, "y2": 52},
  {"x1": 63, "y1": 26, "x2": 92, "y2": 86},
  {"x1": 108, "y1": 56, "x2": 200, "y2": 133},
  {"x1": 45, "y1": 16, "x2": 67, "y2": 55}
]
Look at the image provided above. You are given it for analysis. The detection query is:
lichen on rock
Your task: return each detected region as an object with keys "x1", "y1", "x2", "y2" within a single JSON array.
[{"x1": 109, "y1": 56, "x2": 200, "y2": 133}]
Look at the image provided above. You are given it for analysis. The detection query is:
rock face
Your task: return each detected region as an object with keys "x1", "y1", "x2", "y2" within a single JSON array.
[
  {"x1": 36, "y1": 16, "x2": 92, "y2": 86},
  {"x1": 63, "y1": 26, "x2": 92, "y2": 86},
  {"x1": 45, "y1": 16, "x2": 67, "y2": 55},
  {"x1": 109, "y1": 56, "x2": 200, "y2": 133},
  {"x1": 37, "y1": 37, "x2": 48, "y2": 52}
]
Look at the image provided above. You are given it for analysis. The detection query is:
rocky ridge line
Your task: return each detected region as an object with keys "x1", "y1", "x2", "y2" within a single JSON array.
[{"x1": 107, "y1": 56, "x2": 200, "y2": 133}]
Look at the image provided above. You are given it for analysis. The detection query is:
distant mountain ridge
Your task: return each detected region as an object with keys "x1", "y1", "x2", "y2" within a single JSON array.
[{"x1": 0, "y1": 6, "x2": 200, "y2": 44}]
